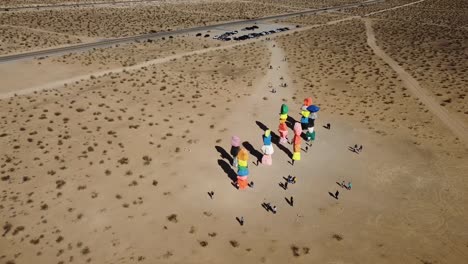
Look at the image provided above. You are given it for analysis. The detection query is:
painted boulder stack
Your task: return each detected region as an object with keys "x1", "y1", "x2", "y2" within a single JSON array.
[
  {"x1": 261, "y1": 130, "x2": 274, "y2": 165},
  {"x1": 278, "y1": 104, "x2": 289, "y2": 144},
  {"x1": 236, "y1": 148, "x2": 249, "y2": 189},
  {"x1": 292, "y1": 122, "x2": 302, "y2": 162},
  {"x1": 230, "y1": 136, "x2": 241, "y2": 167},
  {"x1": 300, "y1": 97, "x2": 312, "y2": 131}
]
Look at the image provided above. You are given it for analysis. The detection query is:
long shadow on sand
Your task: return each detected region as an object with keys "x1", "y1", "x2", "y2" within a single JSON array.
[
  {"x1": 286, "y1": 116, "x2": 297, "y2": 130},
  {"x1": 215, "y1": 145, "x2": 233, "y2": 165},
  {"x1": 256, "y1": 120, "x2": 269, "y2": 131},
  {"x1": 242, "y1": 141, "x2": 262, "y2": 164},
  {"x1": 255, "y1": 120, "x2": 292, "y2": 158},
  {"x1": 217, "y1": 159, "x2": 237, "y2": 182}
]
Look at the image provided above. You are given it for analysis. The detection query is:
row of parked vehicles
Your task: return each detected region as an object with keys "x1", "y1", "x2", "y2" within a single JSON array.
[
  {"x1": 216, "y1": 27, "x2": 290, "y2": 41},
  {"x1": 212, "y1": 30, "x2": 238, "y2": 41}
]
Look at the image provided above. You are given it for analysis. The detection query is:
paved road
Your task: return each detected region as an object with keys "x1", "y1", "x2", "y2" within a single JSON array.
[{"x1": 0, "y1": 0, "x2": 383, "y2": 63}]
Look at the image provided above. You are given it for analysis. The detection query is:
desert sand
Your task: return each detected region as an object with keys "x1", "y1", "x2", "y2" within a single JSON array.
[{"x1": 1, "y1": 1, "x2": 467, "y2": 264}]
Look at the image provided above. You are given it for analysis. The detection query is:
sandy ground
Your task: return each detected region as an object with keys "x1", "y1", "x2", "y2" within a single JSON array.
[
  {"x1": 1, "y1": 1, "x2": 468, "y2": 264},
  {"x1": 369, "y1": 0, "x2": 468, "y2": 125}
]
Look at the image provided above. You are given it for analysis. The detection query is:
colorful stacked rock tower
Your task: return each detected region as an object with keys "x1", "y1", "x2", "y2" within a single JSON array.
[
  {"x1": 305, "y1": 100, "x2": 320, "y2": 143},
  {"x1": 230, "y1": 136, "x2": 241, "y2": 168},
  {"x1": 261, "y1": 130, "x2": 274, "y2": 165},
  {"x1": 300, "y1": 97, "x2": 312, "y2": 131},
  {"x1": 292, "y1": 122, "x2": 302, "y2": 162},
  {"x1": 236, "y1": 148, "x2": 249, "y2": 190},
  {"x1": 278, "y1": 104, "x2": 289, "y2": 144}
]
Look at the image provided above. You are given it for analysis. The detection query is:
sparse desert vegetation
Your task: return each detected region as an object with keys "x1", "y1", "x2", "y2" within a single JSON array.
[
  {"x1": 0, "y1": 1, "x2": 467, "y2": 264},
  {"x1": 0, "y1": 35, "x2": 270, "y2": 262},
  {"x1": 0, "y1": 2, "x2": 293, "y2": 38},
  {"x1": 0, "y1": 25, "x2": 86, "y2": 55},
  {"x1": 276, "y1": 17, "x2": 466, "y2": 149},
  {"x1": 370, "y1": 0, "x2": 468, "y2": 123},
  {"x1": 277, "y1": 11, "x2": 352, "y2": 26}
]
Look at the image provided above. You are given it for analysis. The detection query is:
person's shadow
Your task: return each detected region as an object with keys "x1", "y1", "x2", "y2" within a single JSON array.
[
  {"x1": 217, "y1": 159, "x2": 237, "y2": 182},
  {"x1": 235, "y1": 217, "x2": 244, "y2": 226},
  {"x1": 348, "y1": 146, "x2": 358, "y2": 154},
  {"x1": 215, "y1": 145, "x2": 233, "y2": 165},
  {"x1": 242, "y1": 141, "x2": 262, "y2": 164},
  {"x1": 261, "y1": 202, "x2": 271, "y2": 212},
  {"x1": 279, "y1": 182, "x2": 287, "y2": 190}
]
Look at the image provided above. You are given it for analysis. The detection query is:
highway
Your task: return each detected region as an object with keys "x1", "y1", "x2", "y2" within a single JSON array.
[{"x1": 0, "y1": 0, "x2": 383, "y2": 63}]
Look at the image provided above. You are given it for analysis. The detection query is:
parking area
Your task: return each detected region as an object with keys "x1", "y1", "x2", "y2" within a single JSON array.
[{"x1": 193, "y1": 21, "x2": 297, "y2": 41}]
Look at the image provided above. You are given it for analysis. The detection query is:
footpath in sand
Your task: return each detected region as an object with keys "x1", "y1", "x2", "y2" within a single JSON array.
[
  {"x1": 177, "y1": 40, "x2": 376, "y2": 262},
  {"x1": 364, "y1": 18, "x2": 468, "y2": 147}
]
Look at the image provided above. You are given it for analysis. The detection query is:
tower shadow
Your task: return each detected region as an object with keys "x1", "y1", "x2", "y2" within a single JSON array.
[
  {"x1": 242, "y1": 141, "x2": 263, "y2": 163},
  {"x1": 217, "y1": 159, "x2": 237, "y2": 182},
  {"x1": 215, "y1": 145, "x2": 233, "y2": 165}
]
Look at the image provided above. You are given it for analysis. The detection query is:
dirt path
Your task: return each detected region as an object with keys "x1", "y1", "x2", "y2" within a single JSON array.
[
  {"x1": 226, "y1": 40, "x2": 294, "y2": 127},
  {"x1": 364, "y1": 0, "x2": 427, "y2": 16},
  {"x1": 364, "y1": 18, "x2": 468, "y2": 147}
]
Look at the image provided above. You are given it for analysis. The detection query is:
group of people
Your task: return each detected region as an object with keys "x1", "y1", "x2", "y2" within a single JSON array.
[{"x1": 223, "y1": 95, "x2": 361, "y2": 225}]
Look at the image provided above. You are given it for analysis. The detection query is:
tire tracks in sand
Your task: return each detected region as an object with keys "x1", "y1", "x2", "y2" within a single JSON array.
[
  {"x1": 363, "y1": 0, "x2": 427, "y2": 17},
  {"x1": 364, "y1": 18, "x2": 468, "y2": 148}
]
